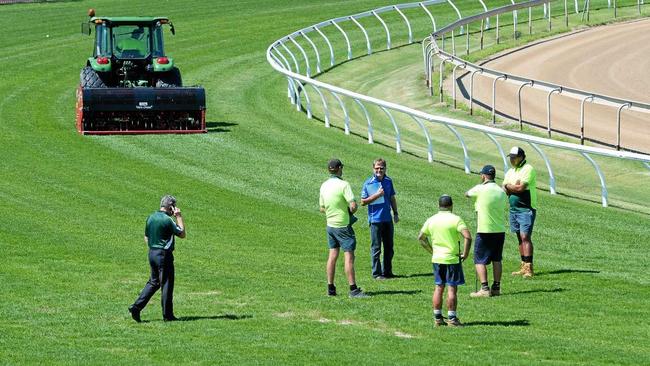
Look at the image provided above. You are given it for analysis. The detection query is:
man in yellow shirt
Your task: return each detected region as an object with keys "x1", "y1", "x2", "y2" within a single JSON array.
[
  {"x1": 465, "y1": 165, "x2": 507, "y2": 297},
  {"x1": 503, "y1": 147, "x2": 538, "y2": 278},
  {"x1": 418, "y1": 195, "x2": 472, "y2": 327},
  {"x1": 319, "y1": 159, "x2": 368, "y2": 298}
]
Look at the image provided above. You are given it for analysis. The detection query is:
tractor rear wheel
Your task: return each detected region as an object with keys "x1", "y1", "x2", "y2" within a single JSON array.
[
  {"x1": 80, "y1": 66, "x2": 109, "y2": 88},
  {"x1": 156, "y1": 67, "x2": 183, "y2": 88}
]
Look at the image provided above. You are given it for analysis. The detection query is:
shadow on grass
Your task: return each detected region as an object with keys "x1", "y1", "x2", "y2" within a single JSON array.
[
  {"x1": 403, "y1": 273, "x2": 432, "y2": 278},
  {"x1": 537, "y1": 269, "x2": 600, "y2": 276},
  {"x1": 206, "y1": 121, "x2": 238, "y2": 133},
  {"x1": 365, "y1": 290, "x2": 422, "y2": 296},
  {"x1": 463, "y1": 319, "x2": 530, "y2": 327},
  {"x1": 502, "y1": 288, "x2": 565, "y2": 296},
  {"x1": 177, "y1": 314, "x2": 252, "y2": 321}
]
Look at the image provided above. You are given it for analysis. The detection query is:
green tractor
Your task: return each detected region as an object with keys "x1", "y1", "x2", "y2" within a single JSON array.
[{"x1": 76, "y1": 9, "x2": 206, "y2": 134}]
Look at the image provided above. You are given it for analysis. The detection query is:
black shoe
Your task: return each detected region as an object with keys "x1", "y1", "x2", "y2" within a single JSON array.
[
  {"x1": 163, "y1": 315, "x2": 179, "y2": 322},
  {"x1": 328, "y1": 288, "x2": 337, "y2": 296},
  {"x1": 383, "y1": 273, "x2": 396, "y2": 279},
  {"x1": 349, "y1": 288, "x2": 370, "y2": 298},
  {"x1": 128, "y1": 305, "x2": 141, "y2": 323}
]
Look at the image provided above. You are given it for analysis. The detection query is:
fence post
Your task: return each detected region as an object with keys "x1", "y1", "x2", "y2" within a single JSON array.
[
  {"x1": 300, "y1": 31, "x2": 321, "y2": 74},
  {"x1": 496, "y1": 14, "x2": 500, "y2": 44},
  {"x1": 331, "y1": 20, "x2": 352, "y2": 60},
  {"x1": 419, "y1": 2, "x2": 438, "y2": 32},
  {"x1": 446, "y1": 125, "x2": 471, "y2": 174},
  {"x1": 517, "y1": 81, "x2": 534, "y2": 130},
  {"x1": 470, "y1": 69, "x2": 483, "y2": 115},
  {"x1": 329, "y1": 91, "x2": 350, "y2": 135},
  {"x1": 439, "y1": 58, "x2": 450, "y2": 103},
  {"x1": 452, "y1": 63, "x2": 467, "y2": 109},
  {"x1": 529, "y1": 142, "x2": 556, "y2": 195},
  {"x1": 394, "y1": 6, "x2": 414, "y2": 43},
  {"x1": 289, "y1": 36, "x2": 311, "y2": 76},
  {"x1": 548, "y1": 1, "x2": 552, "y2": 31},
  {"x1": 354, "y1": 99, "x2": 373, "y2": 144},
  {"x1": 379, "y1": 106, "x2": 401, "y2": 153},
  {"x1": 485, "y1": 132, "x2": 509, "y2": 174},
  {"x1": 409, "y1": 115, "x2": 434, "y2": 162},
  {"x1": 373, "y1": 11, "x2": 391, "y2": 50},
  {"x1": 349, "y1": 16, "x2": 372, "y2": 55},
  {"x1": 616, "y1": 103, "x2": 632, "y2": 150},
  {"x1": 580, "y1": 152, "x2": 608, "y2": 207},
  {"x1": 492, "y1": 75, "x2": 508, "y2": 124},
  {"x1": 547, "y1": 87, "x2": 562, "y2": 137},
  {"x1": 579, "y1": 95, "x2": 595, "y2": 145}
]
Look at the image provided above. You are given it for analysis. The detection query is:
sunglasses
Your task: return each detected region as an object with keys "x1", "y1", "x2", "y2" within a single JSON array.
[{"x1": 374, "y1": 166, "x2": 386, "y2": 170}]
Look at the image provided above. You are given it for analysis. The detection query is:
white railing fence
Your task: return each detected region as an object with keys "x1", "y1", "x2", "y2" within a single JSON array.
[
  {"x1": 428, "y1": 0, "x2": 649, "y2": 153},
  {"x1": 267, "y1": 0, "x2": 650, "y2": 208}
]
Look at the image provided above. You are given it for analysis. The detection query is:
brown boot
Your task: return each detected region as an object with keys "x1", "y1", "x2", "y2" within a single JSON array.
[
  {"x1": 512, "y1": 261, "x2": 525, "y2": 276},
  {"x1": 523, "y1": 262, "x2": 534, "y2": 278}
]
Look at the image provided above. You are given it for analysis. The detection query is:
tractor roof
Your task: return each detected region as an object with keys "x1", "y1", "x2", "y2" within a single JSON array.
[{"x1": 89, "y1": 16, "x2": 170, "y2": 25}]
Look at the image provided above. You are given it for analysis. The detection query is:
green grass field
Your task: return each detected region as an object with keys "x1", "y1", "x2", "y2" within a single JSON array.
[{"x1": 1, "y1": 0, "x2": 649, "y2": 364}]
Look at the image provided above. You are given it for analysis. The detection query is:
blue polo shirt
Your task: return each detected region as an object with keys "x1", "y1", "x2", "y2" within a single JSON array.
[{"x1": 361, "y1": 175, "x2": 396, "y2": 223}]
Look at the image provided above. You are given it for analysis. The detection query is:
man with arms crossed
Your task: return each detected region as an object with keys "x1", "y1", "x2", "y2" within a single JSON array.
[
  {"x1": 466, "y1": 165, "x2": 507, "y2": 297},
  {"x1": 503, "y1": 147, "x2": 537, "y2": 278},
  {"x1": 361, "y1": 158, "x2": 399, "y2": 280},
  {"x1": 418, "y1": 195, "x2": 472, "y2": 327},
  {"x1": 320, "y1": 158, "x2": 369, "y2": 298}
]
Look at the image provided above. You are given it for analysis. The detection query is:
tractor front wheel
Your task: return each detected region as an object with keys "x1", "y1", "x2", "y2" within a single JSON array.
[
  {"x1": 80, "y1": 66, "x2": 109, "y2": 88},
  {"x1": 156, "y1": 67, "x2": 183, "y2": 88}
]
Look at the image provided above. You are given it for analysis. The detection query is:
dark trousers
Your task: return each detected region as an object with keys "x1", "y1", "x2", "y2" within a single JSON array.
[
  {"x1": 132, "y1": 248, "x2": 175, "y2": 318},
  {"x1": 370, "y1": 221, "x2": 394, "y2": 277}
]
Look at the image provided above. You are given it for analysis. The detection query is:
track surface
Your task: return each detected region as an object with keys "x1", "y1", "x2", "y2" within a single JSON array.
[{"x1": 455, "y1": 18, "x2": 650, "y2": 152}]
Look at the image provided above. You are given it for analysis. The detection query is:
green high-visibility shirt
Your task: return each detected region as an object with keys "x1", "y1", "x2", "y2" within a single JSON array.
[
  {"x1": 420, "y1": 211, "x2": 468, "y2": 264},
  {"x1": 467, "y1": 181, "x2": 507, "y2": 233},
  {"x1": 319, "y1": 176, "x2": 355, "y2": 228},
  {"x1": 504, "y1": 161, "x2": 537, "y2": 211},
  {"x1": 145, "y1": 211, "x2": 183, "y2": 251}
]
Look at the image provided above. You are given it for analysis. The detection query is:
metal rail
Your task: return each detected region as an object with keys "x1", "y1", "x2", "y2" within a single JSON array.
[{"x1": 267, "y1": 0, "x2": 650, "y2": 208}]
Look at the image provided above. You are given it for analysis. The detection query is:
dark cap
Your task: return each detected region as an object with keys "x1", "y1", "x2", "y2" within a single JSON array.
[
  {"x1": 480, "y1": 164, "x2": 496, "y2": 176},
  {"x1": 508, "y1": 146, "x2": 525, "y2": 157},
  {"x1": 438, "y1": 194, "x2": 453, "y2": 208},
  {"x1": 328, "y1": 158, "x2": 343, "y2": 171}
]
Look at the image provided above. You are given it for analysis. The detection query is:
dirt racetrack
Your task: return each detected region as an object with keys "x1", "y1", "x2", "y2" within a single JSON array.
[{"x1": 454, "y1": 18, "x2": 650, "y2": 153}]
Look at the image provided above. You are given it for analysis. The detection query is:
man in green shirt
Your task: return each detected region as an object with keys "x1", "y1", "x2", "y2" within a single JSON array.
[
  {"x1": 418, "y1": 195, "x2": 472, "y2": 327},
  {"x1": 465, "y1": 165, "x2": 507, "y2": 297},
  {"x1": 319, "y1": 159, "x2": 368, "y2": 298},
  {"x1": 503, "y1": 147, "x2": 537, "y2": 278},
  {"x1": 129, "y1": 195, "x2": 186, "y2": 322}
]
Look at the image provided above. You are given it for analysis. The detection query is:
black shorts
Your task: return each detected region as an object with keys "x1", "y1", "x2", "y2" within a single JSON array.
[{"x1": 474, "y1": 232, "x2": 505, "y2": 265}]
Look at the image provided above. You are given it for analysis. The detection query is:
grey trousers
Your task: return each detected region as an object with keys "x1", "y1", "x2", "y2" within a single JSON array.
[
  {"x1": 370, "y1": 221, "x2": 394, "y2": 277},
  {"x1": 132, "y1": 248, "x2": 175, "y2": 318}
]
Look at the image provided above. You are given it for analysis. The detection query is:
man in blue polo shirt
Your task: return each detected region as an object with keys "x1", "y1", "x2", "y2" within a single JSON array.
[{"x1": 361, "y1": 158, "x2": 399, "y2": 279}]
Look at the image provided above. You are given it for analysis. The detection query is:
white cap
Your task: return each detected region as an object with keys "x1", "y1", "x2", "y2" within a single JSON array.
[{"x1": 508, "y1": 146, "x2": 525, "y2": 157}]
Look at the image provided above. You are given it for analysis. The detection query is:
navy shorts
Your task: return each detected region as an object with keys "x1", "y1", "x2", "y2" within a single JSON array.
[
  {"x1": 509, "y1": 209, "x2": 536, "y2": 235},
  {"x1": 326, "y1": 226, "x2": 356, "y2": 252},
  {"x1": 474, "y1": 232, "x2": 505, "y2": 265},
  {"x1": 432, "y1": 263, "x2": 465, "y2": 286}
]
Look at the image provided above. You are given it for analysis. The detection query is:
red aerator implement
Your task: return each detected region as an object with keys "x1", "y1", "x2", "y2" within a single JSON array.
[{"x1": 76, "y1": 10, "x2": 206, "y2": 135}]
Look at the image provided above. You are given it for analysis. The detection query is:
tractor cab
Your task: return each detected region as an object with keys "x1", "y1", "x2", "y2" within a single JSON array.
[{"x1": 76, "y1": 10, "x2": 206, "y2": 135}]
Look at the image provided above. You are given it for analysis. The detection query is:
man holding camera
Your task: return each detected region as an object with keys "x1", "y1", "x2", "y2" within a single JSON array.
[
  {"x1": 129, "y1": 195, "x2": 186, "y2": 322},
  {"x1": 361, "y1": 158, "x2": 399, "y2": 280}
]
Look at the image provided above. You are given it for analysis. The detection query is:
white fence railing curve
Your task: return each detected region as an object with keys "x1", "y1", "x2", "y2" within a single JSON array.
[
  {"x1": 266, "y1": 0, "x2": 650, "y2": 208},
  {"x1": 427, "y1": 0, "x2": 649, "y2": 153}
]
